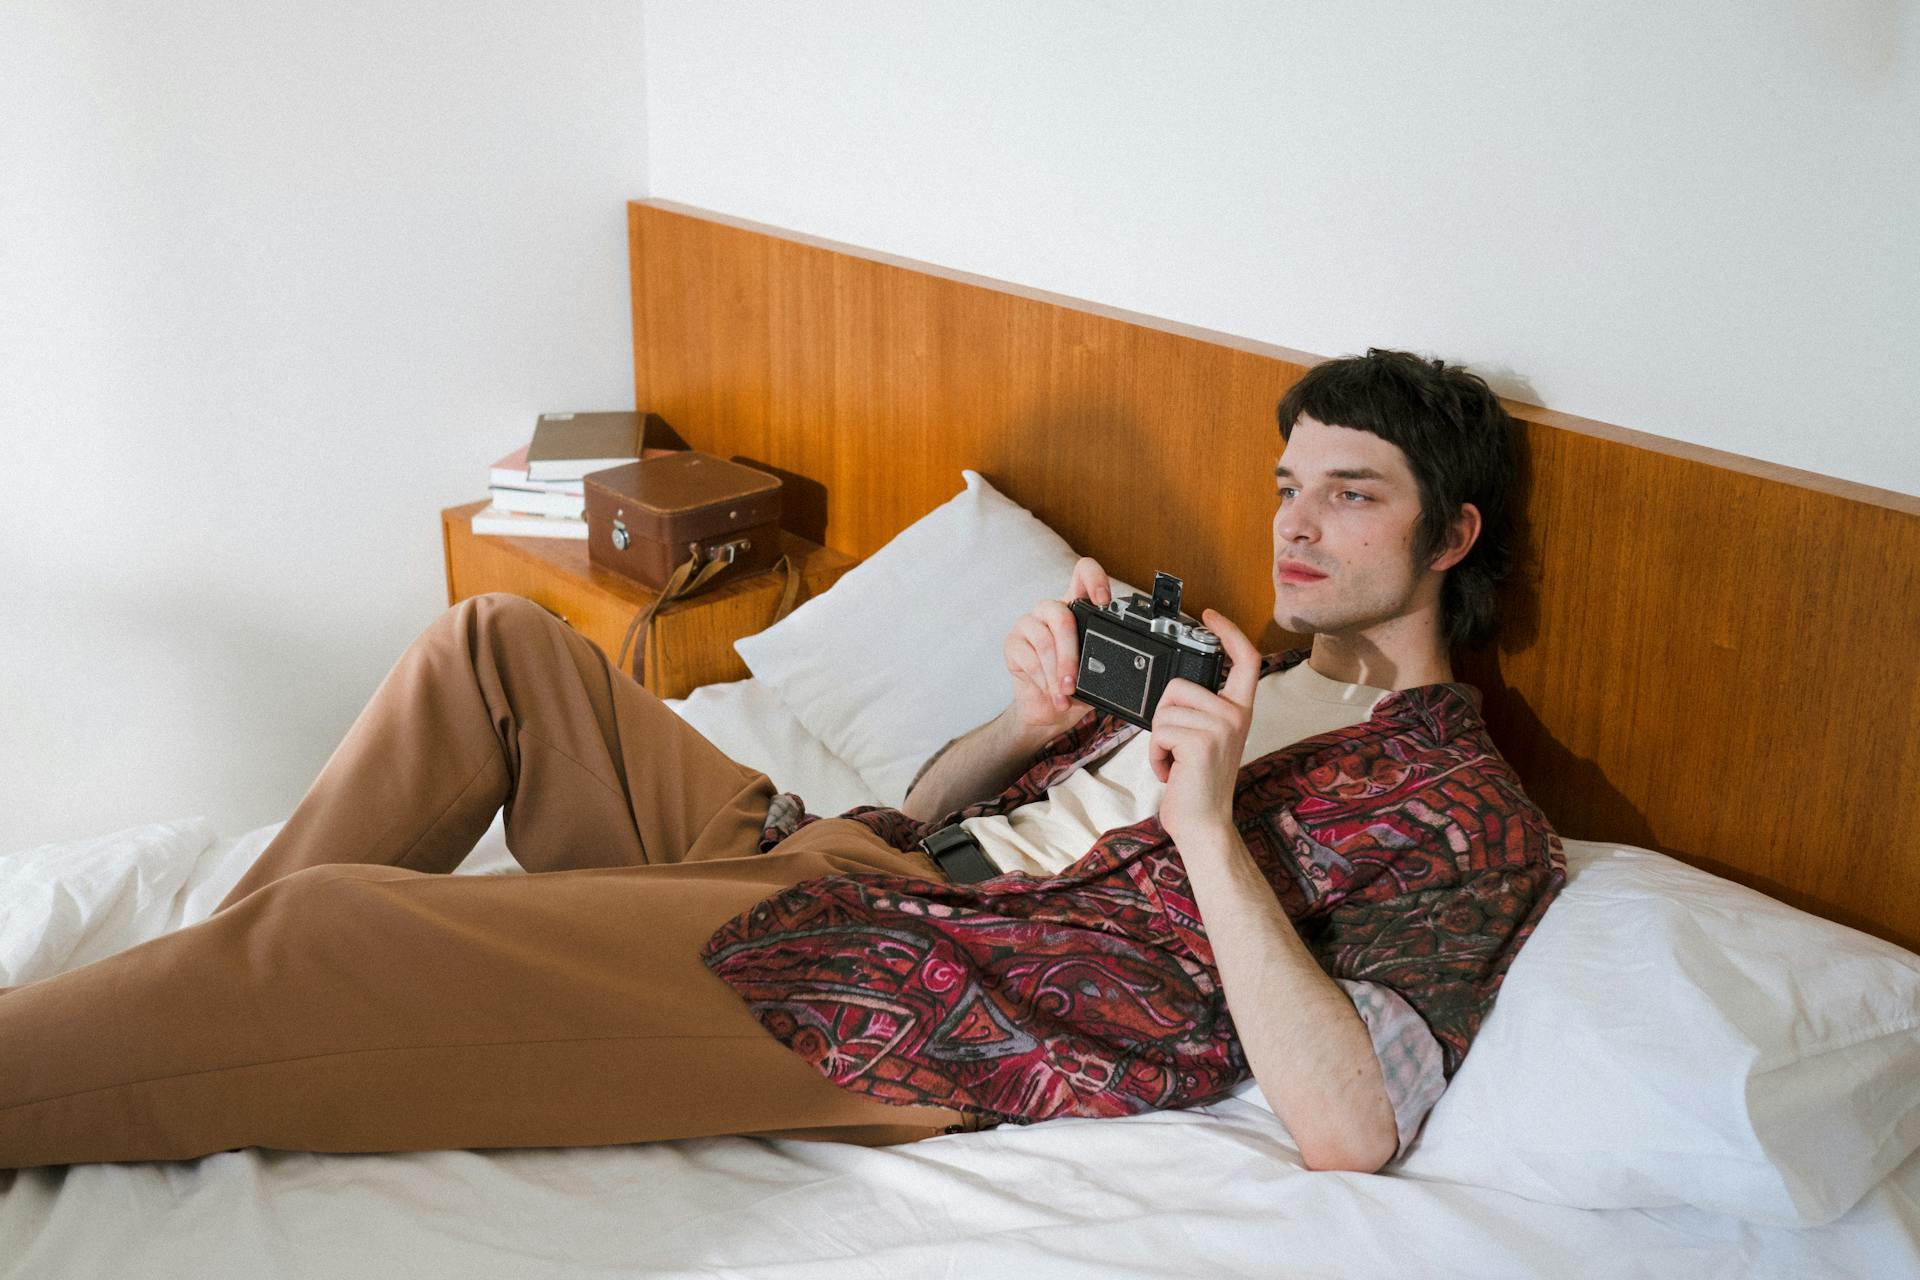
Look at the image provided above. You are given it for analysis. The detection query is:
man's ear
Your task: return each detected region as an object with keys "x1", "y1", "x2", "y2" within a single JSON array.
[{"x1": 1429, "y1": 503, "x2": 1482, "y2": 574}]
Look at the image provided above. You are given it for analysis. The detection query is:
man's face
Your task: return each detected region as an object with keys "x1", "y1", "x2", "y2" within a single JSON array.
[{"x1": 1270, "y1": 415, "x2": 1438, "y2": 641}]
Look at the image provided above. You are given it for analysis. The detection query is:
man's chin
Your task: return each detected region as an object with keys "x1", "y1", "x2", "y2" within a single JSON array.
[{"x1": 1271, "y1": 608, "x2": 1320, "y2": 639}]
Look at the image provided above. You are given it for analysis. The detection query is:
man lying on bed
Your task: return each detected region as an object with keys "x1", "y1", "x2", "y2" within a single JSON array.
[{"x1": 0, "y1": 349, "x2": 1562, "y2": 1175}]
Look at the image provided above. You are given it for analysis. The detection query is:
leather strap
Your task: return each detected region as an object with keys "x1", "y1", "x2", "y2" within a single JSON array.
[
  {"x1": 770, "y1": 552, "x2": 801, "y2": 623},
  {"x1": 917, "y1": 823, "x2": 1001, "y2": 885},
  {"x1": 615, "y1": 550, "x2": 803, "y2": 685}
]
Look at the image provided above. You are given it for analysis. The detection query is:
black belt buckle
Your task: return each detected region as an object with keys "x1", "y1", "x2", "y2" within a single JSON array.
[{"x1": 918, "y1": 824, "x2": 999, "y2": 885}]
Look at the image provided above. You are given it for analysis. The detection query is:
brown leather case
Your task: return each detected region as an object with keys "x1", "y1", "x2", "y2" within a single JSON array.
[{"x1": 584, "y1": 452, "x2": 784, "y2": 591}]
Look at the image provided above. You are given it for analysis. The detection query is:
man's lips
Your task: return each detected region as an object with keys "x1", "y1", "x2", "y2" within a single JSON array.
[{"x1": 1276, "y1": 562, "x2": 1329, "y2": 584}]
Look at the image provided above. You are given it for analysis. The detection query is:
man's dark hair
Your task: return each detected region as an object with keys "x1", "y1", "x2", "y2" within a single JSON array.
[{"x1": 1275, "y1": 348, "x2": 1519, "y2": 649}]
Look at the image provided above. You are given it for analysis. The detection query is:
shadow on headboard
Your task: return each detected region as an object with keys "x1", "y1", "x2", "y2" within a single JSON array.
[{"x1": 627, "y1": 198, "x2": 1920, "y2": 953}]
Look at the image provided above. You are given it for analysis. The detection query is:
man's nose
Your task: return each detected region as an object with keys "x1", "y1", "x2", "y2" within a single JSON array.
[{"x1": 1275, "y1": 504, "x2": 1318, "y2": 543}]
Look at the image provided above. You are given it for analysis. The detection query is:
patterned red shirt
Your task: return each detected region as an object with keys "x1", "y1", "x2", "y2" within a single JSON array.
[{"x1": 702, "y1": 651, "x2": 1565, "y2": 1127}]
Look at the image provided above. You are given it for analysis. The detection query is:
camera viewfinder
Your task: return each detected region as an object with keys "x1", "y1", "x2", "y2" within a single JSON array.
[{"x1": 1150, "y1": 572, "x2": 1184, "y2": 619}]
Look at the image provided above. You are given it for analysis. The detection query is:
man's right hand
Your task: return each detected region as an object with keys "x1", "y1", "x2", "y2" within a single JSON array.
[
  {"x1": 1003, "y1": 557, "x2": 1113, "y2": 739},
  {"x1": 903, "y1": 558, "x2": 1118, "y2": 823}
]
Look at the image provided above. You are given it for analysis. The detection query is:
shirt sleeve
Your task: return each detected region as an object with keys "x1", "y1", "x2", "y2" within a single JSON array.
[
  {"x1": 1334, "y1": 978, "x2": 1448, "y2": 1158},
  {"x1": 1314, "y1": 861, "x2": 1561, "y2": 1079}
]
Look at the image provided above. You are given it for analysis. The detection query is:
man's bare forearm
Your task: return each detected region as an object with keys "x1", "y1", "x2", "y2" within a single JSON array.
[
  {"x1": 900, "y1": 706, "x2": 1060, "y2": 824},
  {"x1": 1176, "y1": 821, "x2": 1399, "y2": 1172}
]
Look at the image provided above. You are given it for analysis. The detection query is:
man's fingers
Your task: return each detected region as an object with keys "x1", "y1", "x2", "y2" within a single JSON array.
[
  {"x1": 1154, "y1": 677, "x2": 1204, "y2": 714},
  {"x1": 1013, "y1": 606, "x2": 1082, "y2": 708},
  {"x1": 1007, "y1": 618, "x2": 1057, "y2": 701},
  {"x1": 1067, "y1": 557, "x2": 1112, "y2": 607},
  {"x1": 1156, "y1": 677, "x2": 1238, "y2": 728},
  {"x1": 1149, "y1": 703, "x2": 1218, "y2": 736},
  {"x1": 1027, "y1": 621, "x2": 1058, "y2": 692},
  {"x1": 1148, "y1": 738, "x2": 1173, "y2": 784},
  {"x1": 1041, "y1": 604, "x2": 1079, "y2": 694},
  {"x1": 1005, "y1": 593, "x2": 1091, "y2": 713},
  {"x1": 1148, "y1": 725, "x2": 1209, "y2": 783},
  {"x1": 1024, "y1": 559, "x2": 1105, "y2": 705},
  {"x1": 1203, "y1": 609, "x2": 1262, "y2": 706}
]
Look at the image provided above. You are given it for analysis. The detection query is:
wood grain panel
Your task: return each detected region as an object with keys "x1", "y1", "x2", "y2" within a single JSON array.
[
  {"x1": 629, "y1": 201, "x2": 1309, "y2": 634},
  {"x1": 627, "y1": 199, "x2": 1920, "y2": 952}
]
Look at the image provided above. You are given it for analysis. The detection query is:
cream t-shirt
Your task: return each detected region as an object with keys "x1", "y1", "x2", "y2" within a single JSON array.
[{"x1": 963, "y1": 659, "x2": 1389, "y2": 876}]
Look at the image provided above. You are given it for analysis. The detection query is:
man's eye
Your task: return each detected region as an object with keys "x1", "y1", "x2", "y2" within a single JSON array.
[
  {"x1": 1276, "y1": 486, "x2": 1297, "y2": 501},
  {"x1": 1340, "y1": 491, "x2": 1371, "y2": 503}
]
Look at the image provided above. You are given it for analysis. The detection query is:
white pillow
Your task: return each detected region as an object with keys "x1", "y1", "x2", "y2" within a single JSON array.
[
  {"x1": 734, "y1": 471, "x2": 1090, "y2": 806},
  {"x1": 1393, "y1": 839, "x2": 1920, "y2": 1227},
  {"x1": 666, "y1": 678, "x2": 881, "y2": 818}
]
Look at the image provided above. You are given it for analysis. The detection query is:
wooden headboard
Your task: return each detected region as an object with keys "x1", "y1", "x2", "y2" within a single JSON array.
[{"x1": 626, "y1": 198, "x2": 1920, "y2": 953}]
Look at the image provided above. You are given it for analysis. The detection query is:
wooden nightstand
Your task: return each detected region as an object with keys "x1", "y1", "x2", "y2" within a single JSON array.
[{"x1": 440, "y1": 500, "x2": 856, "y2": 699}]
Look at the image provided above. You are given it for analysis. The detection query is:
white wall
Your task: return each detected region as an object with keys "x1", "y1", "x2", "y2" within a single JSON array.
[
  {"x1": 1, "y1": 2, "x2": 649, "y2": 849},
  {"x1": 644, "y1": 0, "x2": 1919, "y2": 497}
]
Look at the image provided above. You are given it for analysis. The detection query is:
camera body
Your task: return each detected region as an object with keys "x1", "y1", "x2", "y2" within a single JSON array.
[{"x1": 1069, "y1": 572, "x2": 1225, "y2": 729}]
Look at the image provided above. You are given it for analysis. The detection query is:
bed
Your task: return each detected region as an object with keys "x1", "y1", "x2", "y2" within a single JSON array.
[{"x1": 3, "y1": 201, "x2": 1918, "y2": 1278}]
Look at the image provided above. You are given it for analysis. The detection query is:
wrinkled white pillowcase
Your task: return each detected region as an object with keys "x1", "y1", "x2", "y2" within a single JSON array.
[
  {"x1": 1392, "y1": 839, "x2": 1920, "y2": 1227},
  {"x1": 735, "y1": 471, "x2": 1100, "y2": 806}
]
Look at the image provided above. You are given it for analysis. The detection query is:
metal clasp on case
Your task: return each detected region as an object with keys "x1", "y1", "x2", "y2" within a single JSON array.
[{"x1": 611, "y1": 519, "x2": 630, "y2": 551}]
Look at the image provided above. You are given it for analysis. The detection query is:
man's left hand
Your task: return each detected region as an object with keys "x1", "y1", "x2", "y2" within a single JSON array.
[{"x1": 1150, "y1": 609, "x2": 1263, "y2": 846}]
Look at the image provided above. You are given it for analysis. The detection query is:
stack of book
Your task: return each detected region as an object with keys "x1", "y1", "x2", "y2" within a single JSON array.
[{"x1": 474, "y1": 411, "x2": 669, "y2": 540}]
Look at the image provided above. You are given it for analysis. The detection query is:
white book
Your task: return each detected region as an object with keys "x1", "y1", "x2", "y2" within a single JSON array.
[
  {"x1": 470, "y1": 504, "x2": 589, "y2": 540},
  {"x1": 489, "y1": 444, "x2": 587, "y2": 496},
  {"x1": 488, "y1": 485, "x2": 587, "y2": 518}
]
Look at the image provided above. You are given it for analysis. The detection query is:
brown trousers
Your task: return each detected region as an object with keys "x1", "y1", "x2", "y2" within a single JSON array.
[{"x1": 0, "y1": 593, "x2": 968, "y2": 1168}]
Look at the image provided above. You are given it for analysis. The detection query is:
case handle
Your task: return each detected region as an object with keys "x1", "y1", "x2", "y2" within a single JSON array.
[{"x1": 614, "y1": 548, "x2": 802, "y2": 686}]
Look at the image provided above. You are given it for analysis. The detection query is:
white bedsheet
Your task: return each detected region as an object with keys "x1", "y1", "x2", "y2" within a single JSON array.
[{"x1": 5, "y1": 686, "x2": 1919, "y2": 1279}]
